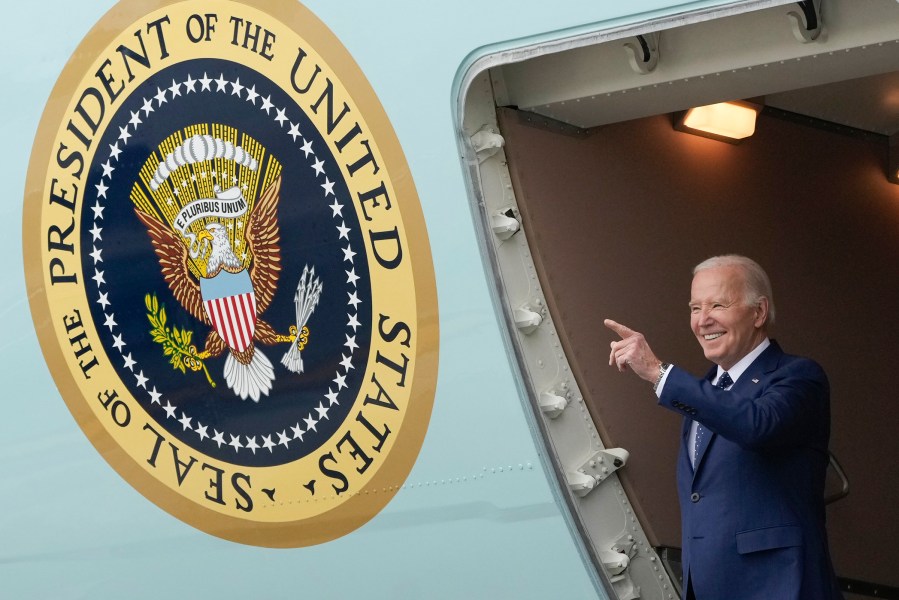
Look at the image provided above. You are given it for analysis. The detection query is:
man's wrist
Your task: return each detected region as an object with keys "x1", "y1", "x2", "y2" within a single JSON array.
[{"x1": 653, "y1": 362, "x2": 671, "y2": 391}]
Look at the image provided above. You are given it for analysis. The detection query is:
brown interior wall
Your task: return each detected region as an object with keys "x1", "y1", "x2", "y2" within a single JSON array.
[{"x1": 497, "y1": 107, "x2": 899, "y2": 586}]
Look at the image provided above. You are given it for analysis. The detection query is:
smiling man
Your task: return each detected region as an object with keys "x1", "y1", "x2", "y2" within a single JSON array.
[{"x1": 605, "y1": 255, "x2": 842, "y2": 600}]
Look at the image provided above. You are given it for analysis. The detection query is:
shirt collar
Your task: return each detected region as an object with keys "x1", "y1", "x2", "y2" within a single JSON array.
[{"x1": 716, "y1": 338, "x2": 770, "y2": 385}]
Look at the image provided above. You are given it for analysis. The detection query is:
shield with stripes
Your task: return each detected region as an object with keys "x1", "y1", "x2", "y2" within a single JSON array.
[{"x1": 199, "y1": 270, "x2": 257, "y2": 352}]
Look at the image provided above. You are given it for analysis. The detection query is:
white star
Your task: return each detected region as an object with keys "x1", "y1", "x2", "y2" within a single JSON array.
[
  {"x1": 325, "y1": 388, "x2": 339, "y2": 406},
  {"x1": 340, "y1": 354, "x2": 355, "y2": 371},
  {"x1": 303, "y1": 414, "x2": 318, "y2": 433},
  {"x1": 108, "y1": 142, "x2": 122, "y2": 161},
  {"x1": 154, "y1": 86, "x2": 167, "y2": 106},
  {"x1": 128, "y1": 111, "x2": 142, "y2": 129},
  {"x1": 347, "y1": 313, "x2": 361, "y2": 331},
  {"x1": 274, "y1": 107, "x2": 288, "y2": 127},
  {"x1": 336, "y1": 222, "x2": 350, "y2": 240},
  {"x1": 230, "y1": 77, "x2": 244, "y2": 97},
  {"x1": 163, "y1": 401, "x2": 177, "y2": 419},
  {"x1": 228, "y1": 434, "x2": 243, "y2": 452},
  {"x1": 245, "y1": 436, "x2": 259, "y2": 454},
  {"x1": 214, "y1": 73, "x2": 228, "y2": 92},
  {"x1": 112, "y1": 333, "x2": 125, "y2": 351},
  {"x1": 95, "y1": 181, "x2": 109, "y2": 199},
  {"x1": 196, "y1": 423, "x2": 209, "y2": 441},
  {"x1": 346, "y1": 268, "x2": 360, "y2": 286},
  {"x1": 245, "y1": 84, "x2": 259, "y2": 104},
  {"x1": 89, "y1": 223, "x2": 103, "y2": 241},
  {"x1": 212, "y1": 429, "x2": 226, "y2": 447},
  {"x1": 117, "y1": 126, "x2": 131, "y2": 144},
  {"x1": 179, "y1": 413, "x2": 193, "y2": 431},
  {"x1": 168, "y1": 79, "x2": 182, "y2": 97},
  {"x1": 291, "y1": 422, "x2": 305, "y2": 442},
  {"x1": 92, "y1": 269, "x2": 106, "y2": 287},
  {"x1": 103, "y1": 312, "x2": 117, "y2": 330},
  {"x1": 343, "y1": 245, "x2": 356, "y2": 264},
  {"x1": 199, "y1": 72, "x2": 212, "y2": 91},
  {"x1": 183, "y1": 74, "x2": 197, "y2": 93},
  {"x1": 333, "y1": 372, "x2": 347, "y2": 390},
  {"x1": 135, "y1": 370, "x2": 148, "y2": 388},
  {"x1": 260, "y1": 95, "x2": 274, "y2": 114},
  {"x1": 101, "y1": 160, "x2": 115, "y2": 179},
  {"x1": 140, "y1": 97, "x2": 154, "y2": 116},
  {"x1": 91, "y1": 200, "x2": 105, "y2": 219},
  {"x1": 315, "y1": 402, "x2": 330, "y2": 421},
  {"x1": 90, "y1": 246, "x2": 103, "y2": 264},
  {"x1": 122, "y1": 353, "x2": 136, "y2": 371},
  {"x1": 277, "y1": 430, "x2": 291, "y2": 448},
  {"x1": 311, "y1": 157, "x2": 325, "y2": 177},
  {"x1": 300, "y1": 138, "x2": 313, "y2": 157},
  {"x1": 344, "y1": 333, "x2": 359, "y2": 352},
  {"x1": 96, "y1": 291, "x2": 110, "y2": 309},
  {"x1": 262, "y1": 434, "x2": 275, "y2": 452},
  {"x1": 329, "y1": 199, "x2": 344, "y2": 217},
  {"x1": 288, "y1": 121, "x2": 301, "y2": 141},
  {"x1": 321, "y1": 177, "x2": 336, "y2": 197},
  {"x1": 148, "y1": 387, "x2": 162, "y2": 405}
]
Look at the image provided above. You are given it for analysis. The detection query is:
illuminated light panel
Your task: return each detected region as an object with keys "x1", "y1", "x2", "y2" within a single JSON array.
[{"x1": 681, "y1": 101, "x2": 759, "y2": 140}]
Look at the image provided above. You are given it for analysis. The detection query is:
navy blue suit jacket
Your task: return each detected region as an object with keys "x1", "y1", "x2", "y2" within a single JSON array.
[{"x1": 659, "y1": 341, "x2": 842, "y2": 600}]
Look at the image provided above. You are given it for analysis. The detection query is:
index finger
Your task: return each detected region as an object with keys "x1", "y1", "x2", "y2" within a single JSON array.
[{"x1": 604, "y1": 318, "x2": 637, "y2": 339}]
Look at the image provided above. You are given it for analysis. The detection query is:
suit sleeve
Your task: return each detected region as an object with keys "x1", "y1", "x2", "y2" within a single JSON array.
[{"x1": 658, "y1": 361, "x2": 829, "y2": 450}]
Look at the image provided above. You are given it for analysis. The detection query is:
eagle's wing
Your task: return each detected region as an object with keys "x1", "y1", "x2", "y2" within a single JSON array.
[
  {"x1": 134, "y1": 208, "x2": 208, "y2": 324},
  {"x1": 245, "y1": 175, "x2": 282, "y2": 314}
]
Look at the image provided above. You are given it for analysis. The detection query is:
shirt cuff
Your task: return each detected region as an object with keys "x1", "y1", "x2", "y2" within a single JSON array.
[{"x1": 655, "y1": 364, "x2": 673, "y2": 398}]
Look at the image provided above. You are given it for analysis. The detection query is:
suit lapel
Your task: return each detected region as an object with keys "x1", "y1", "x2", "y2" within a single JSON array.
[
  {"x1": 682, "y1": 420, "x2": 693, "y2": 473},
  {"x1": 740, "y1": 340, "x2": 783, "y2": 385}
]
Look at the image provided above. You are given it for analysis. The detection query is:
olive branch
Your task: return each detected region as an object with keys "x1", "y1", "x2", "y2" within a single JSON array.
[{"x1": 145, "y1": 293, "x2": 215, "y2": 388}]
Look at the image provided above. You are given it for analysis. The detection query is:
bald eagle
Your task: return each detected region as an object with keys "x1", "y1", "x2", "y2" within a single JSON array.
[{"x1": 135, "y1": 176, "x2": 289, "y2": 402}]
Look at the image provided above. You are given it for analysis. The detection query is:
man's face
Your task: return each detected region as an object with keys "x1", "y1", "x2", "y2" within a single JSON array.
[{"x1": 689, "y1": 266, "x2": 768, "y2": 370}]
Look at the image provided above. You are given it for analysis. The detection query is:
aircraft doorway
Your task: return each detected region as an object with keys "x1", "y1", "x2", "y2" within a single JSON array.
[{"x1": 457, "y1": 1, "x2": 899, "y2": 598}]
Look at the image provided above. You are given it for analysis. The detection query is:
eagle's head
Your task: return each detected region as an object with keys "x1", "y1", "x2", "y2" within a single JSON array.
[{"x1": 200, "y1": 222, "x2": 242, "y2": 277}]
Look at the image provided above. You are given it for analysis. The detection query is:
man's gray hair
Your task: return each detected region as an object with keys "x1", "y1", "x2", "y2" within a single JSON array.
[{"x1": 693, "y1": 255, "x2": 776, "y2": 325}]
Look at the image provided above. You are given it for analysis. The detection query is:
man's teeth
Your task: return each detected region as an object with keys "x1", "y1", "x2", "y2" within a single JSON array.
[{"x1": 704, "y1": 333, "x2": 724, "y2": 340}]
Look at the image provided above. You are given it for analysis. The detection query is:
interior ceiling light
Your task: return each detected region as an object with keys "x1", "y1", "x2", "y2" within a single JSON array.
[{"x1": 674, "y1": 101, "x2": 761, "y2": 144}]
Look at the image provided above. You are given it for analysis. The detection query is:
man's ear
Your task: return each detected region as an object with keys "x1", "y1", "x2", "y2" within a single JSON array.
[{"x1": 754, "y1": 297, "x2": 770, "y2": 328}]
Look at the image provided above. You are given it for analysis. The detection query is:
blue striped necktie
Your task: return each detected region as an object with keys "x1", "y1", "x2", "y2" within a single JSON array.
[{"x1": 695, "y1": 372, "x2": 733, "y2": 462}]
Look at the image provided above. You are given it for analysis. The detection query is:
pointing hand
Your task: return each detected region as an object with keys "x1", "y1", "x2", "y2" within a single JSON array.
[{"x1": 604, "y1": 319, "x2": 663, "y2": 383}]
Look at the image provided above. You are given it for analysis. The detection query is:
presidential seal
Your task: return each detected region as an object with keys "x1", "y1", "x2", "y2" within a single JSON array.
[{"x1": 24, "y1": 0, "x2": 438, "y2": 547}]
